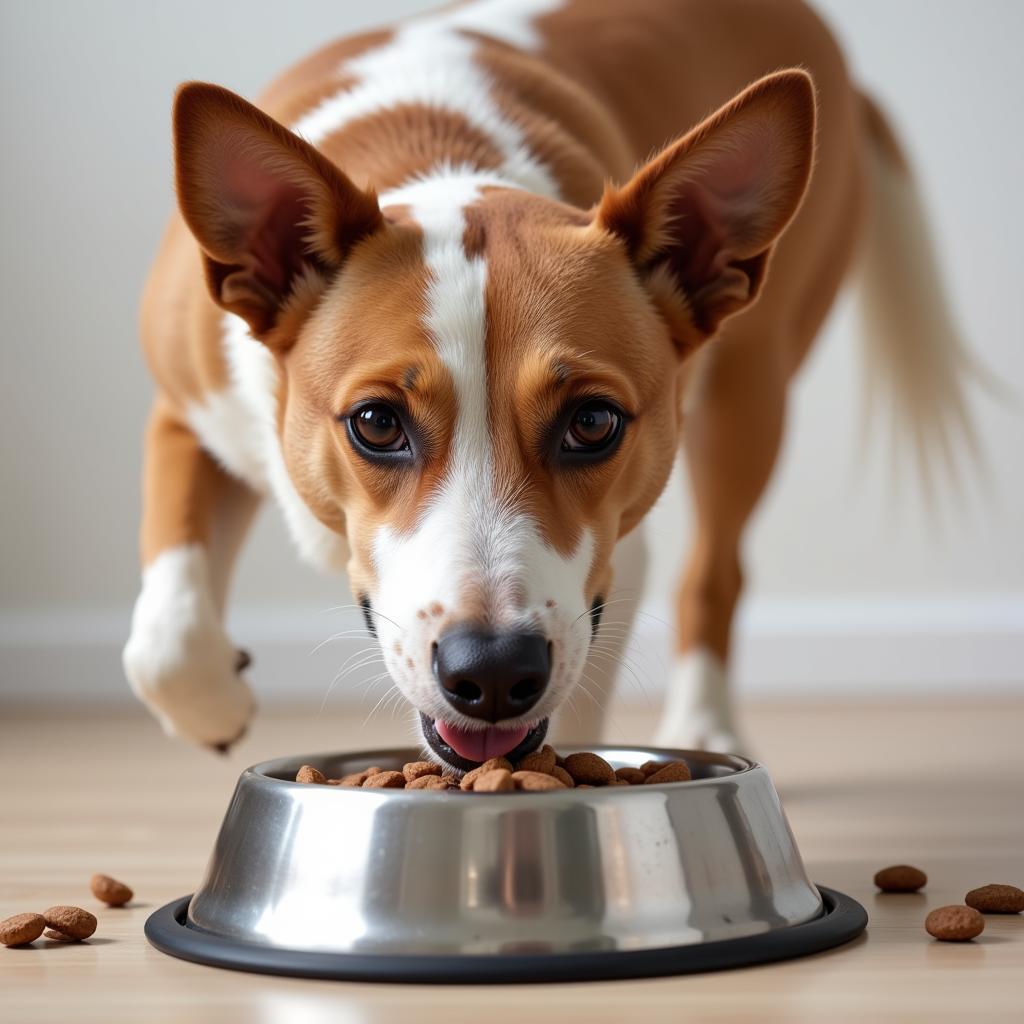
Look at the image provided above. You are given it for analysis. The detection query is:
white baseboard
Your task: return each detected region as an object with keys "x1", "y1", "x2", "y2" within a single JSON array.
[{"x1": 1, "y1": 595, "x2": 1021, "y2": 705}]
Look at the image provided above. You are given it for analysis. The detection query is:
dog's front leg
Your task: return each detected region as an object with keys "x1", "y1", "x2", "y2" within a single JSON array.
[
  {"x1": 123, "y1": 397, "x2": 260, "y2": 749},
  {"x1": 655, "y1": 321, "x2": 791, "y2": 755}
]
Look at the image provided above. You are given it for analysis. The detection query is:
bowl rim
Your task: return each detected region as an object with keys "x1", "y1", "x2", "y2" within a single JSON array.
[
  {"x1": 147, "y1": 885, "x2": 868, "y2": 983},
  {"x1": 244, "y1": 744, "x2": 760, "y2": 798}
]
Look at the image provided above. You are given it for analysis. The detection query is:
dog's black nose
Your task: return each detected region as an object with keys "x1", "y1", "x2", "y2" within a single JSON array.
[{"x1": 433, "y1": 627, "x2": 550, "y2": 722}]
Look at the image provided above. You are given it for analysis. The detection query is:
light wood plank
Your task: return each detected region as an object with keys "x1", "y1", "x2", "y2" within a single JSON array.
[{"x1": 2, "y1": 700, "x2": 1022, "y2": 1022}]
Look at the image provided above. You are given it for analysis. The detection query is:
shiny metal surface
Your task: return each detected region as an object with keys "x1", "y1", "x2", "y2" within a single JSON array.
[{"x1": 187, "y1": 746, "x2": 822, "y2": 955}]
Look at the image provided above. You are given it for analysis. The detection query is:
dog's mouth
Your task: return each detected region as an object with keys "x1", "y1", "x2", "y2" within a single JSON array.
[{"x1": 420, "y1": 713, "x2": 548, "y2": 773}]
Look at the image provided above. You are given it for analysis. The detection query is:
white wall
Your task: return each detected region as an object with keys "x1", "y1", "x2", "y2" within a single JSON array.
[{"x1": 1, "y1": 0, "x2": 1021, "y2": 705}]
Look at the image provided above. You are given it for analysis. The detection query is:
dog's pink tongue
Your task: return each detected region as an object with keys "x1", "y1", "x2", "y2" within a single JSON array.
[{"x1": 435, "y1": 721, "x2": 530, "y2": 762}]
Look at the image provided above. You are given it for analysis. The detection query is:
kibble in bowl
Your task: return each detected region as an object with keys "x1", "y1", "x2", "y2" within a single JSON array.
[{"x1": 294, "y1": 744, "x2": 694, "y2": 793}]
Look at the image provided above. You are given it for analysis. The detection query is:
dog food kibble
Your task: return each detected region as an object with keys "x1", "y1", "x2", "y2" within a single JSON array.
[
  {"x1": 644, "y1": 761, "x2": 692, "y2": 784},
  {"x1": 90, "y1": 873, "x2": 133, "y2": 907},
  {"x1": 408, "y1": 774, "x2": 456, "y2": 790},
  {"x1": 474, "y1": 768, "x2": 516, "y2": 792},
  {"x1": 403, "y1": 760, "x2": 442, "y2": 783},
  {"x1": 1, "y1": 913, "x2": 46, "y2": 947},
  {"x1": 874, "y1": 865, "x2": 928, "y2": 893},
  {"x1": 42, "y1": 906, "x2": 97, "y2": 942},
  {"x1": 964, "y1": 883, "x2": 1024, "y2": 914},
  {"x1": 517, "y1": 745, "x2": 557, "y2": 774},
  {"x1": 295, "y1": 749, "x2": 694, "y2": 793},
  {"x1": 334, "y1": 771, "x2": 369, "y2": 786},
  {"x1": 563, "y1": 752, "x2": 615, "y2": 786},
  {"x1": 925, "y1": 905, "x2": 985, "y2": 942},
  {"x1": 512, "y1": 770, "x2": 566, "y2": 791},
  {"x1": 363, "y1": 770, "x2": 406, "y2": 789},
  {"x1": 460, "y1": 765, "x2": 486, "y2": 790}
]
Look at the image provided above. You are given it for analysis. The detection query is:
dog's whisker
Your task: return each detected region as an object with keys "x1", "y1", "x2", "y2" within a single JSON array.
[
  {"x1": 360, "y1": 683, "x2": 400, "y2": 730},
  {"x1": 319, "y1": 649, "x2": 387, "y2": 710},
  {"x1": 320, "y1": 662, "x2": 387, "y2": 712},
  {"x1": 317, "y1": 603, "x2": 405, "y2": 633},
  {"x1": 309, "y1": 629, "x2": 377, "y2": 656},
  {"x1": 584, "y1": 647, "x2": 652, "y2": 703}
]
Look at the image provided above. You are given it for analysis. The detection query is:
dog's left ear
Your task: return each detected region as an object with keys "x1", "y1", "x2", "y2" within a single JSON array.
[{"x1": 596, "y1": 70, "x2": 816, "y2": 347}]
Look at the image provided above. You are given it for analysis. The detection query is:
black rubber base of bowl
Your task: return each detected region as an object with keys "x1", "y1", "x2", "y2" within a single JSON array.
[{"x1": 145, "y1": 886, "x2": 866, "y2": 984}]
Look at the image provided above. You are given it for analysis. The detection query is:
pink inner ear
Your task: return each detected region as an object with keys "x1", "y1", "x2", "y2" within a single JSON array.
[
  {"x1": 221, "y1": 155, "x2": 316, "y2": 296},
  {"x1": 665, "y1": 127, "x2": 775, "y2": 285}
]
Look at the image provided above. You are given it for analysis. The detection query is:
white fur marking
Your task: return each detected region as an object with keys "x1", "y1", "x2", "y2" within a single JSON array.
[
  {"x1": 652, "y1": 647, "x2": 747, "y2": 754},
  {"x1": 185, "y1": 316, "x2": 348, "y2": 573},
  {"x1": 369, "y1": 169, "x2": 593, "y2": 730},
  {"x1": 123, "y1": 544, "x2": 254, "y2": 745},
  {"x1": 292, "y1": 0, "x2": 561, "y2": 198}
]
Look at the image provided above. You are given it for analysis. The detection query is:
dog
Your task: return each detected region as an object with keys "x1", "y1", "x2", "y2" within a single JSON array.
[{"x1": 124, "y1": 0, "x2": 975, "y2": 769}]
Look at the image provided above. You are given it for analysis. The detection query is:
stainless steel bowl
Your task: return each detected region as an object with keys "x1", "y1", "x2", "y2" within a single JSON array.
[{"x1": 147, "y1": 746, "x2": 867, "y2": 981}]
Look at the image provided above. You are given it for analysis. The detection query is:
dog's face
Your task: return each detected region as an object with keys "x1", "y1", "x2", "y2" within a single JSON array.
[
  {"x1": 174, "y1": 73, "x2": 814, "y2": 770},
  {"x1": 281, "y1": 187, "x2": 685, "y2": 768}
]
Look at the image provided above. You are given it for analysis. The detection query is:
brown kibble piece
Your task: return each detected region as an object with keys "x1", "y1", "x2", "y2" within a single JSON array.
[
  {"x1": 480, "y1": 756, "x2": 514, "y2": 774},
  {"x1": 1, "y1": 913, "x2": 45, "y2": 947},
  {"x1": 513, "y1": 770, "x2": 566, "y2": 791},
  {"x1": 460, "y1": 765, "x2": 486, "y2": 790},
  {"x1": 90, "y1": 873, "x2": 133, "y2": 907},
  {"x1": 644, "y1": 761, "x2": 692, "y2": 785},
  {"x1": 335, "y1": 772, "x2": 368, "y2": 787},
  {"x1": 550, "y1": 765, "x2": 575, "y2": 788},
  {"x1": 403, "y1": 760, "x2": 442, "y2": 783},
  {"x1": 295, "y1": 765, "x2": 327, "y2": 785},
  {"x1": 563, "y1": 752, "x2": 615, "y2": 786},
  {"x1": 874, "y1": 865, "x2": 927, "y2": 893},
  {"x1": 42, "y1": 906, "x2": 97, "y2": 941},
  {"x1": 363, "y1": 766, "x2": 383, "y2": 777},
  {"x1": 639, "y1": 760, "x2": 669, "y2": 777},
  {"x1": 965, "y1": 884, "x2": 1024, "y2": 914},
  {"x1": 925, "y1": 905, "x2": 985, "y2": 941},
  {"x1": 408, "y1": 775, "x2": 451, "y2": 790},
  {"x1": 517, "y1": 745, "x2": 557, "y2": 774},
  {"x1": 44, "y1": 929, "x2": 77, "y2": 941},
  {"x1": 615, "y1": 767, "x2": 647, "y2": 785},
  {"x1": 363, "y1": 770, "x2": 406, "y2": 789},
  {"x1": 474, "y1": 768, "x2": 515, "y2": 792}
]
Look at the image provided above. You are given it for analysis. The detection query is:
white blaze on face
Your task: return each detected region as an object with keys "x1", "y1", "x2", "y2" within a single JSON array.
[{"x1": 370, "y1": 172, "x2": 595, "y2": 729}]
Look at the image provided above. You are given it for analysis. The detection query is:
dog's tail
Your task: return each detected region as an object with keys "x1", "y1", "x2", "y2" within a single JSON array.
[{"x1": 856, "y1": 92, "x2": 993, "y2": 499}]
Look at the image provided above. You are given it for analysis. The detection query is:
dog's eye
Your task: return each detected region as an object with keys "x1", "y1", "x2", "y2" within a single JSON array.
[
  {"x1": 350, "y1": 404, "x2": 408, "y2": 452},
  {"x1": 562, "y1": 401, "x2": 622, "y2": 452}
]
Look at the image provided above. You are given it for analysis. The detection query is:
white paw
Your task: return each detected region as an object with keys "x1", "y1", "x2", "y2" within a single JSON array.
[
  {"x1": 123, "y1": 545, "x2": 254, "y2": 748},
  {"x1": 652, "y1": 648, "x2": 750, "y2": 756}
]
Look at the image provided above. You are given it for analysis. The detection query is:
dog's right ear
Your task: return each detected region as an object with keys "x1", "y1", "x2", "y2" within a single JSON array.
[{"x1": 173, "y1": 82, "x2": 383, "y2": 342}]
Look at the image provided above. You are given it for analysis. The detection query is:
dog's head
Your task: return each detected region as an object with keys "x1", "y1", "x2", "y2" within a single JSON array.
[{"x1": 173, "y1": 72, "x2": 814, "y2": 771}]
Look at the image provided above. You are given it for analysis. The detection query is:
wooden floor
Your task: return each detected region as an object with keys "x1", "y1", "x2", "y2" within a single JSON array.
[{"x1": 2, "y1": 699, "x2": 1022, "y2": 1022}]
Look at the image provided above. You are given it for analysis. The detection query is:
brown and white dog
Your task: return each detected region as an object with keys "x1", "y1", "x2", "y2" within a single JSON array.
[{"x1": 124, "y1": 0, "x2": 974, "y2": 768}]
